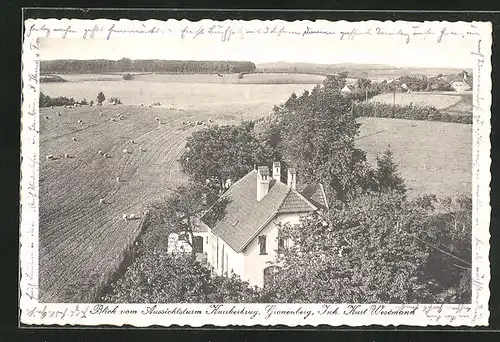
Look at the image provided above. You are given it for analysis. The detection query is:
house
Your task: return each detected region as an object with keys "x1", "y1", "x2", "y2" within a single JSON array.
[
  {"x1": 449, "y1": 71, "x2": 473, "y2": 92},
  {"x1": 450, "y1": 80, "x2": 472, "y2": 92},
  {"x1": 340, "y1": 84, "x2": 354, "y2": 93},
  {"x1": 198, "y1": 162, "x2": 328, "y2": 288}
]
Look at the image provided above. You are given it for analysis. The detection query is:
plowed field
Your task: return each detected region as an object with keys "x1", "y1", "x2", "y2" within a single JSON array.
[{"x1": 39, "y1": 102, "x2": 288, "y2": 302}]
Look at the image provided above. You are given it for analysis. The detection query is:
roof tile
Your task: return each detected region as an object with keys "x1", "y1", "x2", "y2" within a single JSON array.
[{"x1": 201, "y1": 169, "x2": 320, "y2": 252}]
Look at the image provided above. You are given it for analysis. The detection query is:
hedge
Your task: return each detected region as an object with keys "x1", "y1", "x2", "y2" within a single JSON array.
[{"x1": 353, "y1": 101, "x2": 472, "y2": 124}]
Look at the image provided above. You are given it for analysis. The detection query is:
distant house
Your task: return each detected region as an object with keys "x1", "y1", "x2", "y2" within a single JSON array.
[
  {"x1": 197, "y1": 162, "x2": 328, "y2": 288},
  {"x1": 341, "y1": 84, "x2": 354, "y2": 93},
  {"x1": 449, "y1": 70, "x2": 473, "y2": 92},
  {"x1": 450, "y1": 80, "x2": 472, "y2": 92}
]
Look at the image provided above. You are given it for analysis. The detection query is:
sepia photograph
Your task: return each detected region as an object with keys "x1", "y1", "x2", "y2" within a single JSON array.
[
  {"x1": 20, "y1": 18, "x2": 491, "y2": 327},
  {"x1": 37, "y1": 36, "x2": 474, "y2": 305}
]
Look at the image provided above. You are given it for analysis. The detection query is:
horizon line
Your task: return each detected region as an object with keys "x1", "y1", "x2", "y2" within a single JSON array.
[{"x1": 39, "y1": 58, "x2": 471, "y2": 70}]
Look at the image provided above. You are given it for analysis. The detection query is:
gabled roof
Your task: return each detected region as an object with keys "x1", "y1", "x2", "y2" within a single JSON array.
[
  {"x1": 297, "y1": 183, "x2": 329, "y2": 211},
  {"x1": 341, "y1": 84, "x2": 354, "y2": 92},
  {"x1": 200, "y1": 169, "x2": 318, "y2": 252}
]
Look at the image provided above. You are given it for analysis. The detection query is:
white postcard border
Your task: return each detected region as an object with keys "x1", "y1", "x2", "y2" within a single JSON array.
[{"x1": 20, "y1": 18, "x2": 492, "y2": 327}]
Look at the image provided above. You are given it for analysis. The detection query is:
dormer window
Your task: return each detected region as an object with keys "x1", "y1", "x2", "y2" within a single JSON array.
[{"x1": 258, "y1": 235, "x2": 267, "y2": 255}]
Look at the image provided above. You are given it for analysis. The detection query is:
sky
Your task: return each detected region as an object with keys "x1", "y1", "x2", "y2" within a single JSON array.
[{"x1": 39, "y1": 35, "x2": 474, "y2": 69}]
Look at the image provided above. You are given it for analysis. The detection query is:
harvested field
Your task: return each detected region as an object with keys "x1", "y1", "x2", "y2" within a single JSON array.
[
  {"x1": 39, "y1": 81, "x2": 317, "y2": 302},
  {"x1": 356, "y1": 117, "x2": 472, "y2": 198}
]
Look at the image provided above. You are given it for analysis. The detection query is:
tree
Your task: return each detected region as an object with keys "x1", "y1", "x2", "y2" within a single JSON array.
[
  {"x1": 144, "y1": 183, "x2": 220, "y2": 255},
  {"x1": 356, "y1": 77, "x2": 372, "y2": 90},
  {"x1": 97, "y1": 91, "x2": 106, "y2": 105},
  {"x1": 374, "y1": 148, "x2": 406, "y2": 194},
  {"x1": 322, "y1": 73, "x2": 347, "y2": 91},
  {"x1": 418, "y1": 195, "x2": 472, "y2": 303},
  {"x1": 261, "y1": 191, "x2": 434, "y2": 303},
  {"x1": 102, "y1": 252, "x2": 260, "y2": 303},
  {"x1": 180, "y1": 124, "x2": 272, "y2": 189},
  {"x1": 269, "y1": 83, "x2": 375, "y2": 203}
]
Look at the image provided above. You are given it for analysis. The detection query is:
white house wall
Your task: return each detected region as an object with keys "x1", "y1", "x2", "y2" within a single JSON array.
[
  {"x1": 241, "y1": 212, "x2": 303, "y2": 288},
  {"x1": 203, "y1": 225, "x2": 244, "y2": 278}
]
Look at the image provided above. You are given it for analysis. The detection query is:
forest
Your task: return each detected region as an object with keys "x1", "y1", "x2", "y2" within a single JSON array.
[{"x1": 40, "y1": 58, "x2": 257, "y2": 74}]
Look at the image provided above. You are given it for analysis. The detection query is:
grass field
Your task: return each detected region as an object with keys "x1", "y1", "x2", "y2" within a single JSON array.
[
  {"x1": 39, "y1": 75, "x2": 472, "y2": 302},
  {"x1": 356, "y1": 117, "x2": 472, "y2": 197},
  {"x1": 369, "y1": 91, "x2": 473, "y2": 116}
]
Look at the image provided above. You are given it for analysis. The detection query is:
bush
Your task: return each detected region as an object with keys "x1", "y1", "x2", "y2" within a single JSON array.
[
  {"x1": 353, "y1": 101, "x2": 472, "y2": 124},
  {"x1": 97, "y1": 91, "x2": 106, "y2": 105},
  {"x1": 109, "y1": 97, "x2": 122, "y2": 105}
]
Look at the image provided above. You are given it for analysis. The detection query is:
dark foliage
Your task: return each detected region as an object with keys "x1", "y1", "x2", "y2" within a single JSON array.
[
  {"x1": 353, "y1": 101, "x2": 472, "y2": 124},
  {"x1": 39, "y1": 92, "x2": 75, "y2": 107},
  {"x1": 41, "y1": 59, "x2": 257, "y2": 74},
  {"x1": 97, "y1": 91, "x2": 106, "y2": 105},
  {"x1": 180, "y1": 124, "x2": 272, "y2": 189}
]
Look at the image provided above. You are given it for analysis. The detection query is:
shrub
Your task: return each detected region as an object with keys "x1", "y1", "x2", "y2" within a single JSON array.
[
  {"x1": 353, "y1": 101, "x2": 472, "y2": 124},
  {"x1": 97, "y1": 91, "x2": 106, "y2": 105},
  {"x1": 109, "y1": 97, "x2": 122, "y2": 105}
]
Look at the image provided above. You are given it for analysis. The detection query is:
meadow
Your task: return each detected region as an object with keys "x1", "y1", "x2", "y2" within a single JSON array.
[
  {"x1": 356, "y1": 117, "x2": 472, "y2": 198},
  {"x1": 369, "y1": 91, "x2": 472, "y2": 110},
  {"x1": 39, "y1": 73, "x2": 472, "y2": 302}
]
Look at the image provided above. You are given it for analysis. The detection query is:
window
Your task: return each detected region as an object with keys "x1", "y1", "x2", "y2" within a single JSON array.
[
  {"x1": 221, "y1": 245, "x2": 225, "y2": 273},
  {"x1": 225, "y1": 252, "x2": 229, "y2": 276},
  {"x1": 278, "y1": 237, "x2": 288, "y2": 252},
  {"x1": 277, "y1": 230, "x2": 289, "y2": 253},
  {"x1": 216, "y1": 237, "x2": 219, "y2": 270},
  {"x1": 258, "y1": 235, "x2": 267, "y2": 255}
]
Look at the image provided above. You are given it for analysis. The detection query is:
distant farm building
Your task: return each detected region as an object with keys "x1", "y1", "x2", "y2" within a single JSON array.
[
  {"x1": 449, "y1": 70, "x2": 473, "y2": 92},
  {"x1": 450, "y1": 80, "x2": 472, "y2": 92},
  {"x1": 341, "y1": 84, "x2": 354, "y2": 94}
]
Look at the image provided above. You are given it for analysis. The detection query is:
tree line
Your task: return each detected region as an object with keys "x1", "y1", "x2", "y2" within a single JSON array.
[
  {"x1": 41, "y1": 59, "x2": 257, "y2": 74},
  {"x1": 353, "y1": 101, "x2": 472, "y2": 124},
  {"x1": 39, "y1": 91, "x2": 119, "y2": 107},
  {"x1": 102, "y1": 73, "x2": 472, "y2": 304}
]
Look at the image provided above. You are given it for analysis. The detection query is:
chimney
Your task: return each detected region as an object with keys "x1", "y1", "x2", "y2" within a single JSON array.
[
  {"x1": 463, "y1": 70, "x2": 468, "y2": 81},
  {"x1": 257, "y1": 166, "x2": 270, "y2": 201},
  {"x1": 287, "y1": 168, "x2": 297, "y2": 190},
  {"x1": 272, "y1": 161, "x2": 281, "y2": 182}
]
